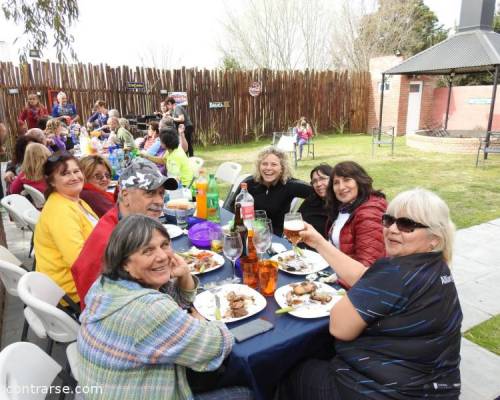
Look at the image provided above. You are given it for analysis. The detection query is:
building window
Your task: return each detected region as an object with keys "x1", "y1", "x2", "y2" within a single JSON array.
[{"x1": 378, "y1": 81, "x2": 390, "y2": 92}]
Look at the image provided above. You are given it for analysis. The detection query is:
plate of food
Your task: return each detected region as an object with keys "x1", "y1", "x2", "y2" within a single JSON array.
[
  {"x1": 163, "y1": 224, "x2": 184, "y2": 239},
  {"x1": 271, "y1": 249, "x2": 329, "y2": 275},
  {"x1": 274, "y1": 281, "x2": 344, "y2": 318},
  {"x1": 179, "y1": 247, "x2": 224, "y2": 275},
  {"x1": 193, "y1": 284, "x2": 267, "y2": 323}
]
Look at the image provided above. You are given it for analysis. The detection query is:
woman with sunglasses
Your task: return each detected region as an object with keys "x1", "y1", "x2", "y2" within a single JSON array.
[
  {"x1": 280, "y1": 188, "x2": 462, "y2": 400},
  {"x1": 79, "y1": 155, "x2": 116, "y2": 217},
  {"x1": 297, "y1": 163, "x2": 333, "y2": 237},
  {"x1": 34, "y1": 152, "x2": 98, "y2": 305},
  {"x1": 327, "y1": 161, "x2": 387, "y2": 269}
]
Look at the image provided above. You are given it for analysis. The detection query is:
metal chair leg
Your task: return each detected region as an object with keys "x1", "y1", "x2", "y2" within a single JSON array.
[
  {"x1": 46, "y1": 338, "x2": 54, "y2": 355},
  {"x1": 21, "y1": 318, "x2": 29, "y2": 341}
]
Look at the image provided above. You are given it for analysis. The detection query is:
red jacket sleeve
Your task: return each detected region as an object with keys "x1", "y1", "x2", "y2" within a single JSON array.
[{"x1": 350, "y1": 198, "x2": 387, "y2": 267}]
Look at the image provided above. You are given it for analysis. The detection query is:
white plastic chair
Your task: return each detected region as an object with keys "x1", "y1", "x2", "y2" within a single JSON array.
[
  {"x1": 66, "y1": 342, "x2": 80, "y2": 382},
  {"x1": 0, "y1": 342, "x2": 63, "y2": 400},
  {"x1": 222, "y1": 173, "x2": 251, "y2": 211},
  {"x1": 0, "y1": 244, "x2": 23, "y2": 267},
  {"x1": 0, "y1": 259, "x2": 46, "y2": 341},
  {"x1": 215, "y1": 162, "x2": 242, "y2": 186},
  {"x1": 17, "y1": 272, "x2": 80, "y2": 354},
  {"x1": 23, "y1": 208, "x2": 41, "y2": 231},
  {"x1": 23, "y1": 184, "x2": 46, "y2": 209},
  {"x1": 188, "y1": 156, "x2": 205, "y2": 177},
  {"x1": 1, "y1": 194, "x2": 36, "y2": 230},
  {"x1": 273, "y1": 132, "x2": 298, "y2": 167}
]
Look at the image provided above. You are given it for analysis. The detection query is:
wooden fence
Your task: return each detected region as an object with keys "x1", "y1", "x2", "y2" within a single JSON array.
[{"x1": 0, "y1": 61, "x2": 370, "y2": 157}]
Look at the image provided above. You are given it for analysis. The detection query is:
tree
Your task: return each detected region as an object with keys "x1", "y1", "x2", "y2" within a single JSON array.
[
  {"x1": 332, "y1": 0, "x2": 448, "y2": 70},
  {"x1": 220, "y1": 55, "x2": 242, "y2": 71},
  {"x1": 1, "y1": 0, "x2": 79, "y2": 62},
  {"x1": 219, "y1": 0, "x2": 335, "y2": 70}
]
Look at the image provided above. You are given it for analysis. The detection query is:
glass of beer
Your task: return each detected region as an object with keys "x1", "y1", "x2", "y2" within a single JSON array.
[
  {"x1": 209, "y1": 229, "x2": 223, "y2": 253},
  {"x1": 283, "y1": 212, "x2": 305, "y2": 261},
  {"x1": 258, "y1": 260, "x2": 278, "y2": 296}
]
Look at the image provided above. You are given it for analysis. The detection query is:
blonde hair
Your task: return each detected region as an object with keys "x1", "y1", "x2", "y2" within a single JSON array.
[
  {"x1": 21, "y1": 143, "x2": 51, "y2": 181},
  {"x1": 387, "y1": 188, "x2": 455, "y2": 263},
  {"x1": 79, "y1": 155, "x2": 112, "y2": 182},
  {"x1": 253, "y1": 146, "x2": 293, "y2": 185},
  {"x1": 45, "y1": 119, "x2": 62, "y2": 135}
]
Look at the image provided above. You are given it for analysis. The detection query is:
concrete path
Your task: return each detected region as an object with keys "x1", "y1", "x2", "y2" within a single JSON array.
[{"x1": 1, "y1": 212, "x2": 499, "y2": 399}]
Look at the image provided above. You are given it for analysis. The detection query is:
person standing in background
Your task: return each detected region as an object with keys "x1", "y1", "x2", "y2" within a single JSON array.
[
  {"x1": 166, "y1": 96, "x2": 195, "y2": 156},
  {"x1": 51, "y1": 91, "x2": 79, "y2": 125},
  {"x1": 17, "y1": 93, "x2": 49, "y2": 134}
]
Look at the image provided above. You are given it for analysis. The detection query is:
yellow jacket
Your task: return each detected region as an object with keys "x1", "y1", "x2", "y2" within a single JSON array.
[{"x1": 34, "y1": 192, "x2": 97, "y2": 302}]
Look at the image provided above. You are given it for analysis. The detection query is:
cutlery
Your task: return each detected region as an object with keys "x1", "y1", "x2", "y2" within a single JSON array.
[{"x1": 213, "y1": 292, "x2": 222, "y2": 321}]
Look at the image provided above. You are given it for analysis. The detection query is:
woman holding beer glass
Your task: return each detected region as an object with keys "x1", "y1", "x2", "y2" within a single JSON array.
[
  {"x1": 280, "y1": 188, "x2": 462, "y2": 400},
  {"x1": 230, "y1": 146, "x2": 312, "y2": 236},
  {"x1": 326, "y1": 161, "x2": 387, "y2": 268}
]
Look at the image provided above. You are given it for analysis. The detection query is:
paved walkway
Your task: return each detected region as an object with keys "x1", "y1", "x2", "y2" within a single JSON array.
[{"x1": 1, "y1": 213, "x2": 499, "y2": 399}]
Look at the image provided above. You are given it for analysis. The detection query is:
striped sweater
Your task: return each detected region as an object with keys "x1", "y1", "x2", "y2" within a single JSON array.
[{"x1": 77, "y1": 277, "x2": 233, "y2": 400}]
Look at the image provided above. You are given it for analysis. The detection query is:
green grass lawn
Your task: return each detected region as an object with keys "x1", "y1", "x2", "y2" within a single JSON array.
[
  {"x1": 464, "y1": 315, "x2": 500, "y2": 356},
  {"x1": 197, "y1": 132, "x2": 500, "y2": 229}
]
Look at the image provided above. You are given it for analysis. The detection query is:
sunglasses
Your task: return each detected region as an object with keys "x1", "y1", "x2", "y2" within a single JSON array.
[
  {"x1": 48, "y1": 151, "x2": 71, "y2": 163},
  {"x1": 382, "y1": 214, "x2": 428, "y2": 233}
]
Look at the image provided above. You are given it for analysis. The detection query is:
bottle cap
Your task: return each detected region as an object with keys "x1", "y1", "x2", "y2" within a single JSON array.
[{"x1": 240, "y1": 182, "x2": 247, "y2": 190}]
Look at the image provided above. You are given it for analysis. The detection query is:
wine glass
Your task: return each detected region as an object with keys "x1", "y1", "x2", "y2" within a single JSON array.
[
  {"x1": 253, "y1": 218, "x2": 272, "y2": 260},
  {"x1": 223, "y1": 231, "x2": 243, "y2": 283},
  {"x1": 283, "y1": 212, "x2": 305, "y2": 262}
]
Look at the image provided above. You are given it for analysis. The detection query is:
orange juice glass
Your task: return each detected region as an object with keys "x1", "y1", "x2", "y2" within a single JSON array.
[{"x1": 258, "y1": 260, "x2": 278, "y2": 296}]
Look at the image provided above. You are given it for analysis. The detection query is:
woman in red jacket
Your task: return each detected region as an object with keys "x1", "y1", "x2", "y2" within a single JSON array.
[{"x1": 326, "y1": 161, "x2": 387, "y2": 270}]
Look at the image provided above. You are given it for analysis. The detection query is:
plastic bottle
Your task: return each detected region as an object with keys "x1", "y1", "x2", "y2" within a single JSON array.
[
  {"x1": 235, "y1": 182, "x2": 255, "y2": 230},
  {"x1": 207, "y1": 174, "x2": 220, "y2": 223},
  {"x1": 195, "y1": 170, "x2": 208, "y2": 219}
]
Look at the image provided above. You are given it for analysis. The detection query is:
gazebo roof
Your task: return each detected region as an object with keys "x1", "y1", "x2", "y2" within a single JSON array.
[{"x1": 385, "y1": 29, "x2": 500, "y2": 76}]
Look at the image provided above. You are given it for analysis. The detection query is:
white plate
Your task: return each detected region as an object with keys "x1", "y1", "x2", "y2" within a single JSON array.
[
  {"x1": 274, "y1": 281, "x2": 343, "y2": 318},
  {"x1": 180, "y1": 248, "x2": 225, "y2": 275},
  {"x1": 194, "y1": 284, "x2": 267, "y2": 323},
  {"x1": 163, "y1": 224, "x2": 184, "y2": 239},
  {"x1": 272, "y1": 249, "x2": 329, "y2": 275}
]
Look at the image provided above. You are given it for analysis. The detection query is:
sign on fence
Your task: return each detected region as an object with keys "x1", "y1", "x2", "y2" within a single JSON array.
[
  {"x1": 209, "y1": 101, "x2": 230, "y2": 109},
  {"x1": 127, "y1": 82, "x2": 145, "y2": 90},
  {"x1": 249, "y1": 82, "x2": 262, "y2": 97},
  {"x1": 168, "y1": 92, "x2": 188, "y2": 105}
]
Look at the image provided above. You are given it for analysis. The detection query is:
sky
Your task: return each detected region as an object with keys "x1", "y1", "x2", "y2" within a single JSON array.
[{"x1": 0, "y1": 0, "x2": 475, "y2": 68}]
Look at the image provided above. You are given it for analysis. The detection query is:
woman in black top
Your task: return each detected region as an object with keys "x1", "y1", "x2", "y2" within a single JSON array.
[
  {"x1": 280, "y1": 188, "x2": 462, "y2": 400},
  {"x1": 230, "y1": 146, "x2": 312, "y2": 236},
  {"x1": 298, "y1": 163, "x2": 333, "y2": 237}
]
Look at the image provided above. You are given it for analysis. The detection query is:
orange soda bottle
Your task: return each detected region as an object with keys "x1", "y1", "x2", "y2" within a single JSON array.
[{"x1": 195, "y1": 169, "x2": 208, "y2": 219}]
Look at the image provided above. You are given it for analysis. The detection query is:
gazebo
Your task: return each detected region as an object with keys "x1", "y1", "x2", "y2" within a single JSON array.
[{"x1": 378, "y1": 0, "x2": 500, "y2": 159}]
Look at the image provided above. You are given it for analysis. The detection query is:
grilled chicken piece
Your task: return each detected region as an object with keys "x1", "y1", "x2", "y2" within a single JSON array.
[
  {"x1": 310, "y1": 291, "x2": 332, "y2": 304},
  {"x1": 291, "y1": 281, "x2": 317, "y2": 295}
]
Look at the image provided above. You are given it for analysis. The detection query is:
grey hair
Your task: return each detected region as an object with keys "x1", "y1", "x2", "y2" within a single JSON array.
[
  {"x1": 102, "y1": 215, "x2": 170, "y2": 284},
  {"x1": 108, "y1": 109, "x2": 120, "y2": 118},
  {"x1": 57, "y1": 91, "x2": 66, "y2": 101},
  {"x1": 118, "y1": 118, "x2": 130, "y2": 129},
  {"x1": 387, "y1": 188, "x2": 455, "y2": 263},
  {"x1": 253, "y1": 146, "x2": 293, "y2": 185}
]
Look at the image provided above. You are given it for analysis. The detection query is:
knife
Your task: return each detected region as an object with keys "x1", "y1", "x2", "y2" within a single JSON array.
[{"x1": 214, "y1": 294, "x2": 222, "y2": 321}]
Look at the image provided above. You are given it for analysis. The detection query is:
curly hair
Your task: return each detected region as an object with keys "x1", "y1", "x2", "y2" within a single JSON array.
[
  {"x1": 45, "y1": 118, "x2": 62, "y2": 136},
  {"x1": 253, "y1": 146, "x2": 293, "y2": 185}
]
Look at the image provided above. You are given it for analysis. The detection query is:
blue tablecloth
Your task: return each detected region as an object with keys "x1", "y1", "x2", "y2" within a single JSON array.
[{"x1": 170, "y1": 209, "x2": 335, "y2": 400}]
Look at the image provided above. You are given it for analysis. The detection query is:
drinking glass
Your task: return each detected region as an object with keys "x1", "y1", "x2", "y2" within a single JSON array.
[
  {"x1": 255, "y1": 210, "x2": 267, "y2": 220},
  {"x1": 223, "y1": 231, "x2": 243, "y2": 283},
  {"x1": 283, "y1": 212, "x2": 305, "y2": 262},
  {"x1": 253, "y1": 218, "x2": 272, "y2": 260}
]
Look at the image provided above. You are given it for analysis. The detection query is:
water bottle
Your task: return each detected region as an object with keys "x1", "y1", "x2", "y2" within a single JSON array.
[
  {"x1": 235, "y1": 182, "x2": 254, "y2": 230},
  {"x1": 207, "y1": 174, "x2": 220, "y2": 223}
]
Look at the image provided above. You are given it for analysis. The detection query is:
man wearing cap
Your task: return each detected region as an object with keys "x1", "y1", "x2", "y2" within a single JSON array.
[{"x1": 72, "y1": 158, "x2": 177, "y2": 308}]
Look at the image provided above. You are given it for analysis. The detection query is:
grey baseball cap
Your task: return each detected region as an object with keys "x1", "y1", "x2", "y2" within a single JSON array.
[{"x1": 119, "y1": 158, "x2": 178, "y2": 191}]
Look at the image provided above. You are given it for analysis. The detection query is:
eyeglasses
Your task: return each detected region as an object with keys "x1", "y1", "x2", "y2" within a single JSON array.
[
  {"x1": 310, "y1": 176, "x2": 329, "y2": 186},
  {"x1": 382, "y1": 214, "x2": 428, "y2": 233},
  {"x1": 92, "y1": 173, "x2": 111, "y2": 181}
]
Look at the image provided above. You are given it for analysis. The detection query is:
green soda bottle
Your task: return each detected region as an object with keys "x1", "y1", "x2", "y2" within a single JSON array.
[{"x1": 206, "y1": 174, "x2": 220, "y2": 223}]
